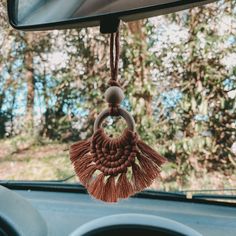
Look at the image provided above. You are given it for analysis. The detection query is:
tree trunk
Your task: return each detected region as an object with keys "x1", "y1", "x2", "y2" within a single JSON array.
[
  {"x1": 24, "y1": 34, "x2": 35, "y2": 133},
  {"x1": 128, "y1": 21, "x2": 153, "y2": 117}
]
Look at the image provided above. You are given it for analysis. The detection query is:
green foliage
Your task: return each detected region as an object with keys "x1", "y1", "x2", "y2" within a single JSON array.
[{"x1": 149, "y1": 2, "x2": 236, "y2": 185}]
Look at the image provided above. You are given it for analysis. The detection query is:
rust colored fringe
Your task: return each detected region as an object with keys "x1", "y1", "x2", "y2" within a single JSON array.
[
  {"x1": 70, "y1": 139, "x2": 91, "y2": 163},
  {"x1": 132, "y1": 163, "x2": 153, "y2": 192},
  {"x1": 75, "y1": 162, "x2": 96, "y2": 187},
  {"x1": 137, "y1": 140, "x2": 167, "y2": 166},
  {"x1": 137, "y1": 153, "x2": 160, "y2": 179},
  {"x1": 88, "y1": 173, "x2": 105, "y2": 200},
  {"x1": 102, "y1": 176, "x2": 117, "y2": 202},
  {"x1": 70, "y1": 129, "x2": 167, "y2": 203},
  {"x1": 116, "y1": 173, "x2": 134, "y2": 199}
]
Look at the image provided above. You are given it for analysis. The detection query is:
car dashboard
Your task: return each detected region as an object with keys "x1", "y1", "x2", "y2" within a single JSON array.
[{"x1": 0, "y1": 183, "x2": 236, "y2": 236}]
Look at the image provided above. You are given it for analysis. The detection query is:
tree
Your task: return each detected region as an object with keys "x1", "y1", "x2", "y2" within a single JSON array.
[{"x1": 149, "y1": 1, "x2": 236, "y2": 187}]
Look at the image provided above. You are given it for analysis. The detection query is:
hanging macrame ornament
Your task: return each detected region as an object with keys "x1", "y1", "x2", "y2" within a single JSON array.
[{"x1": 70, "y1": 31, "x2": 167, "y2": 202}]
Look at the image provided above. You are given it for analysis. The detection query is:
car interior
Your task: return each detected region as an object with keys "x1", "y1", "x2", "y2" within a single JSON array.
[{"x1": 0, "y1": 0, "x2": 236, "y2": 236}]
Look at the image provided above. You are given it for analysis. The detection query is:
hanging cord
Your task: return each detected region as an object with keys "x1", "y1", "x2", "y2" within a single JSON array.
[
  {"x1": 108, "y1": 30, "x2": 122, "y2": 116},
  {"x1": 109, "y1": 30, "x2": 120, "y2": 87}
]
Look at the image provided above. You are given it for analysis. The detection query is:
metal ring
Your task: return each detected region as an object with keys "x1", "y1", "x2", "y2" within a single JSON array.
[{"x1": 94, "y1": 107, "x2": 135, "y2": 132}]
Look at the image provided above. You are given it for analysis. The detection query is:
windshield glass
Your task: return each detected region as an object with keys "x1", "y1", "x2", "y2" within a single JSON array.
[{"x1": 0, "y1": 1, "x2": 235, "y2": 197}]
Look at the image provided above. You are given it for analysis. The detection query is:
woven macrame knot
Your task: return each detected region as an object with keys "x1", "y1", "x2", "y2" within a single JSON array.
[
  {"x1": 108, "y1": 79, "x2": 121, "y2": 87},
  {"x1": 109, "y1": 104, "x2": 120, "y2": 116},
  {"x1": 90, "y1": 128, "x2": 138, "y2": 176}
]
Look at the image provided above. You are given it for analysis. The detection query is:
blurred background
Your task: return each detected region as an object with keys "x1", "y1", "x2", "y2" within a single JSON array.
[{"x1": 0, "y1": 0, "x2": 235, "y2": 192}]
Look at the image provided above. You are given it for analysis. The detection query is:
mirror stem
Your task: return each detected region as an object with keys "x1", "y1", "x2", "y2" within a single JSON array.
[{"x1": 100, "y1": 17, "x2": 120, "y2": 34}]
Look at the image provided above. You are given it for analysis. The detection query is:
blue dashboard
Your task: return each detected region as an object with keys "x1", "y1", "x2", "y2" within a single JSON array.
[{"x1": 13, "y1": 187, "x2": 236, "y2": 236}]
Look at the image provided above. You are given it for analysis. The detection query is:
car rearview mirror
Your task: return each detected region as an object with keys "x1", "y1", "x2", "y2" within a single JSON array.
[{"x1": 8, "y1": 0, "x2": 217, "y2": 33}]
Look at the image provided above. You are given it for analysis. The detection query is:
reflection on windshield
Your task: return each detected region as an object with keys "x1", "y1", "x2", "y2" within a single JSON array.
[{"x1": 16, "y1": 0, "x2": 175, "y2": 25}]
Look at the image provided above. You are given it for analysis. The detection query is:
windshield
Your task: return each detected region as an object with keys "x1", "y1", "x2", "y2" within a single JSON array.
[{"x1": 0, "y1": 1, "x2": 235, "y2": 199}]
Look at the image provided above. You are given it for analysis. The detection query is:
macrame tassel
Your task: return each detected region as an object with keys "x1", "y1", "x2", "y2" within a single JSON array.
[
  {"x1": 88, "y1": 174, "x2": 117, "y2": 202},
  {"x1": 132, "y1": 139, "x2": 167, "y2": 192},
  {"x1": 137, "y1": 140, "x2": 166, "y2": 166},
  {"x1": 74, "y1": 160, "x2": 96, "y2": 187},
  {"x1": 132, "y1": 162, "x2": 153, "y2": 192},
  {"x1": 102, "y1": 176, "x2": 117, "y2": 202},
  {"x1": 116, "y1": 173, "x2": 134, "y2": 199},
  {"x1": 72, "y1": 153, "x2": 91, "y2": 172},
  {"x1": 88, "y1": 173, "x2": 106, "y2": 200},
  {"x1": 70, "y1": 139, "x2": 91, "y2": 163},
  {"x1": 137, "y1": 155, "x2": 158, "y2": 180}
]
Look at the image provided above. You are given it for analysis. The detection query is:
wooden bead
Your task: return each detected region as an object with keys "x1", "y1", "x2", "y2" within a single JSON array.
[{"x1": 105, "y1": 86, "x2": 125, "y2": 104}]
